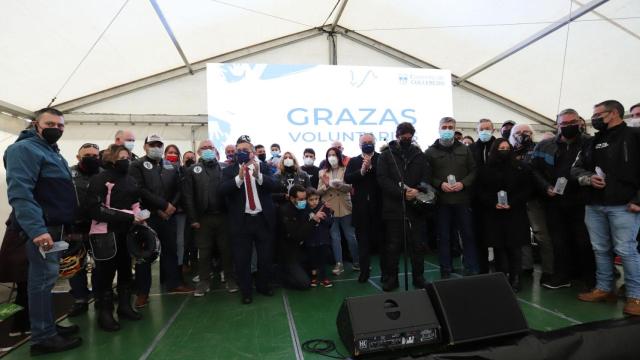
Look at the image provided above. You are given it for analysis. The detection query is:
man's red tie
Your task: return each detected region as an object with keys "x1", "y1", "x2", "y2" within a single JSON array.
[{"x1": 244, "y1": 165, "x2": 256, "y2": 210}]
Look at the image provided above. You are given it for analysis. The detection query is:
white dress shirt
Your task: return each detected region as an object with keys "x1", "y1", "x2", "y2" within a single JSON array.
[{"x1": 235, "y1": 163, "x2": 264, "y2": 214}]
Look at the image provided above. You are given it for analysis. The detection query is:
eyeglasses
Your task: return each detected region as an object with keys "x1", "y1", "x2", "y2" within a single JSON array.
[
  {"x1": 80, "y1": 143, "x2": 99, "y2": 150},
  {"x1": 592, "y1": 111, "x2": 610, "y2": 119}
]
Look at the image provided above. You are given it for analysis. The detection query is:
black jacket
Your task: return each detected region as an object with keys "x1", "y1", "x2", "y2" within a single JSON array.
[
  {"x1": 219, "y1": 161, "x2": 279, "y2": 233},
  {"x1": 377, "y1": 141, "x2": 431, "y2": 221},
  {"x1": 70, "y1": 164, "x2": 101, "y2": 232},
  {"x1": 273, "y1": 169, "x2": 310, "y2": 203},
  {"x1": 129, "y1": 155, "x2": 181, "y2": 212},
  {"x1": 86, "y1": 168, "x2": 140, "y2": 233},
  {"x1": 476, "y1": 160, "x2": 532, "y2": 247},
  {"x1": 301, "y1": 165, "x2": 320, "y2": 189},
  {"x1": 344, "y1": 152, "x2": 382, "y2": 227},
  {"x1": 571, "y1": 122, "x2": 640, "y2": 205},
  {"x1": 469, "y1": 137, "x2": 496, "y2": 168},
  {"x1": 182, "y1": 159, "x2": 224, "y2": 224},
  {"x1": 278, "y1": 202, "x2": 314, "y2": 264},
  {"x1": 531, "y1": 134, "x2": 591, "y2": 205}
]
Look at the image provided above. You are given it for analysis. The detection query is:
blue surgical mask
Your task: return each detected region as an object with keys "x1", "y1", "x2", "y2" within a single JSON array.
[
  {"x1": 236, "y1": 150, "x2": 250, "y2": 164},
  {"x1": 478, "y1": 130, "x2": 493, "y2": 143},
  {"x1": 295, "y1": 200, "x2": 307, "y2": 210},
  {"x1": 439, "y1": 129, "x2": 455, "y2": 141},
  {"x1": 201, "y1": 149, "x2": 216, "y2": 161},
  {"x1": 271, "y1": 150, "x2": 280, "y2": 158},
  {"x1": 361, "y1": 143, "x2": 375, "y2": 154}
]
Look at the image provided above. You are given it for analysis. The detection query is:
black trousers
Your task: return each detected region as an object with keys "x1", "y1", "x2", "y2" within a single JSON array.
[
  {"x1": 545, "y1": 202, "x2": 595, "y2": 284},
  {"x1": 94, "y1": 231, "x2": 133, "y2": 296},
  {"x1": 494, "y1": 244, "x2": 522, "y2": 277},
  {"x1": 232, "y1": 214, "x2": 273, "y2": 297},
  {"x1": 306, "y1": 244, "x2": 331, "y2": 281},
  {"x1": 195, "y1": 213, "x2": 233, "y2": 284},
  {"x1": 281, "y1": 262, "x2": 310, "y2": 290},
  {"x1": 354, "y1": 205, "x2": 384, "y2": 276},
  {"x1": 383, "y1": 219, "x2": 426, "y2": 281},
  {"x1": 136, "y1": 215, "x2": 180, "y2": 294}
]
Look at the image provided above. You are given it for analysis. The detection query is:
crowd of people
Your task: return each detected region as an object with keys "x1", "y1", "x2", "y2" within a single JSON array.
[{"x1": 2, "y1": 99, "x2": 640, "y2": 355}]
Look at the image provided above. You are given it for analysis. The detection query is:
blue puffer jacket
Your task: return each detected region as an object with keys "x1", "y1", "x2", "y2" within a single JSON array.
[{"x1": 4, "y1": 129, "x2": 77, "y2": 240}]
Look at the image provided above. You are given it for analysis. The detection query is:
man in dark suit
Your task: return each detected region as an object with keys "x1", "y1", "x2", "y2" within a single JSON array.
[
  {"x1": 345, "y1": 133, "x2": 383, "y2": 283},
  {"x1": 220, "y1": 135, "x2": 279, "y2": 304}
]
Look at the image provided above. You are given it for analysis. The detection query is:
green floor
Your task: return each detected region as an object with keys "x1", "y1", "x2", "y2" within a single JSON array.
[{"x1": 3, "y1": 255, "x2": 627, "y2": 360}]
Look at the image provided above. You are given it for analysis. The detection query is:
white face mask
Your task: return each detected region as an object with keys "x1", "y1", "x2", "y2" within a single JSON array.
[
  {"x1": 283, "y1": 158, "x2": 294, "y2": 167},
  {"x1": 147, "y1": 147, "x2": 164, "y2": 160},
  {"x1": 628, "y1": 118, "x2": 640, "y2": 128},
  {"x1": 124, "y1": 141, "x2": 135, "y2": 151},
  {"x1": 328, "y1": 156, "x2": 338, "y2": 167},
  {"x1": 303, "y1": 157, "x2": 314, "y2": 166}
]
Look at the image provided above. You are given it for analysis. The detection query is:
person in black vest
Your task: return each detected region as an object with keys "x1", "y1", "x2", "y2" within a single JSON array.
[
  {"x1": 377, "y1": 123, "x2": 431, "y2": 291},
  {"x1": 67, "y1": 143, "x2": 101, "y2": 317},
  {"x1": 476, "y1": 139, "x2": 533, "y2": 291},
  {"x1": 86, "y1": 145, "x2": 144, "y2": 331},
  {"x1": 183, "y1": 140, "x2": 237, "y2": 297},
  {"x1": 345, "y1": 133, "x2": 383, "y2": 283},
  {"x1": 532, "y1": 108, "x2": 595, "y2": 290},
  {"x1": 300, "y1": 148, "x2": 320, "y2": 189},
  {"x1": 129, "y1": 134, "x2": 193, "y2": 309},
  {"x1": 220, "y1": 135, "x2": 279, "y2": 304},
  {"x1": 469, "y1": 118, "x2": 497, "y2": 273}
]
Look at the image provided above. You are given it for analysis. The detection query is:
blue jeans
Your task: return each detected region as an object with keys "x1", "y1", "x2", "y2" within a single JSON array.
[
  {"x1": 25, "y1": 238, "x2": 61, "y2": 344},
  {"x1": 436, "y1": 204, "x2": 479, "y2": 274},
  {"x1": 330, "y1": 214, "x2": 359, "y2": 264},
  {"x1": 585, "y1": 205, "x2": 640, "y2": 298}
]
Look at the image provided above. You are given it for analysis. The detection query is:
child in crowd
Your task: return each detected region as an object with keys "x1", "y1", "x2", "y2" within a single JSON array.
[{"x1": 306, "y1": 188, "x2": 334, "y2": 288}]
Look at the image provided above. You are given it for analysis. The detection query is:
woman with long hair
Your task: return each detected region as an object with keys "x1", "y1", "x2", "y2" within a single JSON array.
[{"x1": 318, "y1": 147, "x2": 359, "y2": 275}]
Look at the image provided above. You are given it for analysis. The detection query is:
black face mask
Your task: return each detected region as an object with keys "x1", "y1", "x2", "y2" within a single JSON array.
[
  {"x1": 497, "y1": 150, "x2": 511, "y2": 160},
  {"x1": 501, "y1": 129, "x2": 511, "y2": 139},
  {"x1": 184, "y1": 159, "x2": 196, "y2": 168},
  {"x1": 40, "y1": 127, "x2": 63, "y2": 144},
  {"x1": 591, "y1": 117, "x2": 607, "y2": 131},
  {"x1": 560, "y1": 124, "x2": 580, "y2": 139},
  {"x1": 79, "y1": 156, "x2": 100, "y2": 174},
  {"x1": 114, "y1": 159, "x2": 130, "y2": 175},
  {"x1": 399, "y1": 139, "x2": 412, "y2": 149},
  {"x1": 258, "y1": 153, "x2": 267, "y2": 162}
]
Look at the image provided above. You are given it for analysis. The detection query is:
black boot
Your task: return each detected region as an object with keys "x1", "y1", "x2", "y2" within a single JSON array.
[
  {"x1": 382, "y1": 276, "x2": 399, "y2": 292},
  {"x1": 97, "y1": 292, "x2": 120, "y2": 332},
  {"x1": 31, "y1": 335, "x2": 82, "y2": 356},
  {"x1": 509, "y1": 274, "x2": 521, "y2": 293},
  {"x1": 117, "y1": 287, "x2": 142, "y2": 321}
]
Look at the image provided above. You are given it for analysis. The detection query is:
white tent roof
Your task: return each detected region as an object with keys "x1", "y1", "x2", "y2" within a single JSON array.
[{"x1": 1, "y1": 0, "x2": 639, "y2": 122}]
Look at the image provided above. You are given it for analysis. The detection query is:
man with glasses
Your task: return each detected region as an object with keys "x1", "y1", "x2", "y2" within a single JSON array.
[
  {"x1": 532, "y1": 109, "x2": 595, "y2": 290},
  {"x1": 5, "y1": 108, "x2": 83, "y2": 355},
  {"x1": 572, "y1": 100, "x2": 640, "y2": 316},
  {"x1": 66, "y1": 143, "x2": 101, "y2": 317}
]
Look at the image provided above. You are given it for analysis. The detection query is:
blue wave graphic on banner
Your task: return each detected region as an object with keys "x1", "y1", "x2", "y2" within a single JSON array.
[
  {"x1": 259, "y1": 64, "x2": 316, "y2": 80},
  {"x1": 207, "y1": 115, "x2": 231, "y2": 150}
]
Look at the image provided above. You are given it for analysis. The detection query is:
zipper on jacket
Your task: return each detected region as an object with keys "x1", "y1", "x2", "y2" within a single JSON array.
[{"x1": 624, "y1": 141, "x2": 629, "y2": 163}]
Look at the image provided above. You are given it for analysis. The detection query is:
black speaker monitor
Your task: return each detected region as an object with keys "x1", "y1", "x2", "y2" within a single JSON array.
[
  {"x1": 427, "y1": 273, "x2": 529, "y2": 345},
  {"x1": 336, "y1": 290, "x2": 442, "y2": 357}
]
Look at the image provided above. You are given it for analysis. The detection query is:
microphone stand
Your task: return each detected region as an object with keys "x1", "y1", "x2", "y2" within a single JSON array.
[{"x1": 388, "y1": 142, "x2": 411, "y2": 291}]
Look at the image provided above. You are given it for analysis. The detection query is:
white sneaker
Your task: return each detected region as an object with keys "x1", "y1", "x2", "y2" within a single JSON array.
[
  {"x1": 332, "y1": 262, "x2": 344, "y2": 276},
  {"x1": 194, "y1": 282, "x2": 210, "y2": 297}
]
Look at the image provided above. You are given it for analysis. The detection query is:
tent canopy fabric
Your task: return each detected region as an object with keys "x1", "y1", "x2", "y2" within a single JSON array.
[{"x1": 1, "y1": 0, "x2": 639, "y2": 121}]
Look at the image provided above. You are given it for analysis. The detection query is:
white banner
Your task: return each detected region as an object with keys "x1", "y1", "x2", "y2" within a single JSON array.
[{"x1": 207, "y1": 63, "x2": 453, "y2": 158}]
